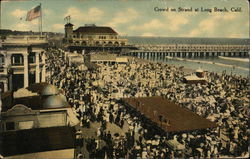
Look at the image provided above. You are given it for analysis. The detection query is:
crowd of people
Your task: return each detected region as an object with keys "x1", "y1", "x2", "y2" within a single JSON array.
[{"x1": 46, "y1": 48, "x2": 249, "y2": 158}]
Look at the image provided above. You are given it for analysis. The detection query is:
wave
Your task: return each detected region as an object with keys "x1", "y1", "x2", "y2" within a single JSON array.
[
  {"x1": 165, "y1": 56, "x2": 249, "y2": 71},
  {"x1": 218, "y1": 56, "x2": 249, "y2": 63}
]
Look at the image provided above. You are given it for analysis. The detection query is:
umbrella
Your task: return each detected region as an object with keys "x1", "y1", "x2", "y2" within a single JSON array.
[
  {"x1": 206, "y1": 136, "x2": 212, "y2": 141},
  {"x1": 182, "y1": 134, "x2": 187, "y2": 138},
  {"x1": 200, "y1": 143, "x2": 204, "y2": 147},
  {"x1": 146, "y1": 140, "x2": 152, "y2": 144},
  {"x1": 154, "y1": 135, "x2": 161, "y2": 139},
  {"x1": 135, "y1": 146, "x2": 141, "y2": 150},
  {"x1": 189, "y1": 135, "x2": 194, "y2": 138}
]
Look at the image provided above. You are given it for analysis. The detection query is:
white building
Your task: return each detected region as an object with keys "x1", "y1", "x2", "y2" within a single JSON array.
[
  {"x1": 64, "y1": 23, "x2": 127, "y2": 46},
  {"x1": 0, "y1": 34, "x2": 48, "y2": 92}
]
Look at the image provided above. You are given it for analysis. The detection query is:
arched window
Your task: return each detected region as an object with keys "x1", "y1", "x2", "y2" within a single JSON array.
[
  {"x1": 75, "y1": 41, "x2": 80, "y2": 45},
  {"x1": 114, "y1": 41, "x2": 119, "y2": 46},
  {"x1": 95, "y1": 41, "x2": 100, "y2": 46},
  {"x1": 82, "y1": 41, "x2": 87, "y2": 46}
]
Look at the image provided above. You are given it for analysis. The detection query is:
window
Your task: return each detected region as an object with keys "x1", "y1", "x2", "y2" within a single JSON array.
[
  {"x1": 11, "y1": 54, "x2": 24, "y2": 66},
  {"x1": 38, "y1": 112, "x2": 66, "y2": 128},
  {"x1": 18, "y1": 121, "x2": 34, "y2": 130},
  {"x1": 28, "y1": 52, "x2": 36, "y2": 63},
  {"x1": 6, "y1": 122, "x2": 15, "y2": 130},
  {"x1": 0, "y1": 54, "x2": 4, "y2": 72},
  {"x1": 0, "y1": 54, "x2": 4, "y2": 66},
  {"x1": 0, "y1": 82, "x2": 4, "y2": 92}
]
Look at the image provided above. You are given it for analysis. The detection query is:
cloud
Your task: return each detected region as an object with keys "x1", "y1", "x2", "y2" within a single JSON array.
[
  {"x1": 43, "y1": 9, "x2": 53, "y2": 16},
  {"x1": 14, "y1": 22, "x2": 33, "y2": 31},
  {"x1": 11, "y1": 19, "x2": 39, "y2": 31},
  {"x1": 64, "y1": 7, "x2": 83, "y2": 22},
  {"x1": 51, "y1": 24, "x2": 64, "y2": 31},
  {"x1": 128, "y1": 11, "x2": 193, "y2": 34},
  {"x1": 229, "y1": 34, "x2": 243, "y2": 38},
  {"x1": 88, "y1": 7, "x2": 103, "y2": 18},
  {"x1": 29, "y1": 19, "x2": 39, "y2": 25},
  {"x1": 106, "y1": 8, "x2": 138, "y2": 27},
  {"x1": 199, "y1": 18, "x2": 216, "y2": 32},
  {"x1": 188, "y1": 12, "x2": 238, "y2": 37},
  {"x1": 223, "y1": 13, "x2": 236, "y2": 20},
  {"x1": 189, "y1": 29, "x2": 200, "y2": 37},
  {"x1": 64, "y1": 7, "x2": 104, "y2": 25},
  {"x1": 129, "y1": 19, "x2": 165, "y2": 31},
  {"x1": 11, "y1": 9, "x2": 26, "y2": 18},
  {"x1": 141, "y1": 32, "x2": 156, "y2": 37},
  {"x1": 165, "y1": 13, "x2": 190, "y2": 31}
]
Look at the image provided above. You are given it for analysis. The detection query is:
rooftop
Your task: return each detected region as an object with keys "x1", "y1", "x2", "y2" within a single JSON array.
[
  {"x1": 1, "y1": 35, "x2": 48, "y2": 47},
  {"x1": 90, "y1": 53, "x2": 117, "y2": 61},
  {"x1": 122, "y1": 96, "x2": 217, "y2": 132},
  {"x1": 1, "y1": 83, "x2": 70, "y2": 112},
  {"x1": 74, "y1": 26, "x2": 118, "y2": 34},
  {"x1": 65, "y1": 23, "x2": 74, "y2": 27}
]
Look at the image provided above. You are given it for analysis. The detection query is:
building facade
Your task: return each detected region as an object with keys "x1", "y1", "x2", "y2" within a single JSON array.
[
  {"x1": 0, "y1": 83, "x2": 79, "y2": 158},
  {"x1": 0, "y1": 34, "x2": 48, "y2": 92},
  {"x1": 64, "y1": 23, "x2": 127, "y2": 47}
]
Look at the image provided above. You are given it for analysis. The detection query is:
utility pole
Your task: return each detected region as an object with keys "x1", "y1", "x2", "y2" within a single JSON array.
[{"x1": 0, "y1": 0, "x2": 2, "y2": 30}]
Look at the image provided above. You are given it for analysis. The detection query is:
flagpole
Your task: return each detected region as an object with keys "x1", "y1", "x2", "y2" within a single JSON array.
[
  {"x1": 0, "y1": 0, "x2": 2, "y2": 30},
  {"x1": 40, "y1": 3, "x2": 42, "y2": 36}
]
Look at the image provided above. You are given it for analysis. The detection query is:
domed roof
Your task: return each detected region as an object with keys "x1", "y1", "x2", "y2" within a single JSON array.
[
  {"x1": 43, "y1": 95, "x2": 68, "y2": 109},
  {"x1": 41, "y1": 84, "x2": 59, "y2": 96},
  {"x1": 196, "y1": 68, "x2": 204, "y2": 72}
]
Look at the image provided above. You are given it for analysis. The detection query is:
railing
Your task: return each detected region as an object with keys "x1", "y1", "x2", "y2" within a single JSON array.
[
  {"x1": 134, "y1": 45, "x2": 250, "y2": 52},
  {"x1": 2, "y1": 35, "x2": 48, "y2": 45},
  {"x1": 11, "y1": 63, "x2": 24, "y2": 66}
]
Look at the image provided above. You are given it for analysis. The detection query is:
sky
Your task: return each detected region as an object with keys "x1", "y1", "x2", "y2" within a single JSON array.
[{"x1": 1, "y1": 0, "x2": 249, "y2": 38}]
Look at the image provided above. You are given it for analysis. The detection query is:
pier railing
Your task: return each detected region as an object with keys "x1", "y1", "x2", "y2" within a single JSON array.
[{"x1": 126, "y1": 45, "x2": 250, "y2": 57}]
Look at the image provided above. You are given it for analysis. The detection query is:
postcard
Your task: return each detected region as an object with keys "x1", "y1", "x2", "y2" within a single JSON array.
[{"x1": 0, "y1": 0, "x2": 249, "y2": 158}]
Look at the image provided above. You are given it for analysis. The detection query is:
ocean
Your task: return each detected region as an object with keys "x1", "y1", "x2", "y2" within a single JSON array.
[{"x1": 127, "y1": 37, "x2": 250, "y2": 78}]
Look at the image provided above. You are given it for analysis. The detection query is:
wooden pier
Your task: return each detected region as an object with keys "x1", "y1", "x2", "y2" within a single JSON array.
[{"x1": 127, "y1": 50, "x2": 249, "y2": 58}]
